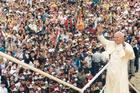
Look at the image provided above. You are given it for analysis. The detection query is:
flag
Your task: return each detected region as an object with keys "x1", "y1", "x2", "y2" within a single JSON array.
[
  {"x1": 10, "y1": 23, "x2": 14, "y2": 34},
  {"x1": 54, "y1": 29, "x2": 59, "y2": 46},
  {"x1": 54, "y1": 29, "x2": 61, "y2": 53},
  {"x1": 76, "y1": 8, "x2": 84, "y2": 31},
  {"x1": 53, "y1": 29, "x2": 61, "y2": 50},
  {"x1": 64, "y1": 17, "x2": 73, "y2": 31}
]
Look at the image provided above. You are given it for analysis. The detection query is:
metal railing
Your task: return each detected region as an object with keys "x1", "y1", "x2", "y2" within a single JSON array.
[
  {"x1": 0, "y1": 51, "x2": 139, "y2": 93},
  {"x1": 0, "y1": 52, "x2": 82, "y2": 93},
  {"x1": 99, "y1": 85, "x2": 106, "y2": 93}
]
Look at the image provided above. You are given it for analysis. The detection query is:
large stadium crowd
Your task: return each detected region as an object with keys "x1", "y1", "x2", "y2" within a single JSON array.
[{"x1": 0, "y1": 0, "x2": 140, "y2": 93}]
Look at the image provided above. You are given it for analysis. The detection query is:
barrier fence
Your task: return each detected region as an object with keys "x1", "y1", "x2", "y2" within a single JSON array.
[
  {"x1": 0, "y1": 52, "x2": 82, "y2": 93},
  {"x1": 0, "y1": 51, "x2": 139, "y2": 93}
]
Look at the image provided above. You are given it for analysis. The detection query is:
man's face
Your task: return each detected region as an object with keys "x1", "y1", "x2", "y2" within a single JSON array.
[
  {"x1": 31, "y1": 52, "x2": 35, "y2": 57},
  {"x1": 21, "y1": 80, "x2": 25, "y2": 84},
  {"x1": 1, "y1": 83, "x2": 5, "y2": 88},
  {"x1": 113, "y1": 33, "x2": 123, "y2": 45}
]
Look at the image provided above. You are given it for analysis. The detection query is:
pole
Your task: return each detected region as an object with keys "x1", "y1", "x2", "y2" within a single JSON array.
[
  {"x1": 99, "y1": 85, "x2": 106, "y2": 93},
  {"x1": 129, "y1": 82, "x2": 140, "y2": 93}
]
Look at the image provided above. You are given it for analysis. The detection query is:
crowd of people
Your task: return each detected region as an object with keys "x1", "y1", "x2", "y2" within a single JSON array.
[{"x1": 0, "y1": 0, "x2": 139, "y2": 93}]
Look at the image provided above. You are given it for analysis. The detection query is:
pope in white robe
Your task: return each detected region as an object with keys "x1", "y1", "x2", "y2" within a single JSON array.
[{"x1": 97, "y1": 24, "x2": 135, "y2": 93}]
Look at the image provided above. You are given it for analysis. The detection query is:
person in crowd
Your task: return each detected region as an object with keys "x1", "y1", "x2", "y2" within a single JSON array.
[
  {"x1": 133, "y1": 40, "x2": 139, "y2": 72},
  {"x1": 0, "y1": 82, "x2": 8, "y2": 93},
  {"x1": 91, "y1": 47, "x2": 102, "y2": 75}
]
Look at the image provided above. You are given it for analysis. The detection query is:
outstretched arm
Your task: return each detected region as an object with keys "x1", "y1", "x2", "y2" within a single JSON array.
[{"x1": 96, "y1": 24, "x2": 110, "y2": 47}]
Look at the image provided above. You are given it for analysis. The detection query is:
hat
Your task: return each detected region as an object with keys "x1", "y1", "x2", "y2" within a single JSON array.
[
  {"x1": 19, "y1": 85, "x2": 25, "y2": 91},
  {"x1": 19, "y1": 74, "x2": 25, "y2": 80},
  {"x1": 27, "y1": 70, "x2": 31, "y2": 75},
  {"x1": 128, "y1": 20, "x2": 132, "y2": 23},
  {"x1": 39, "y1": 75, "x2": 43, "y2": 80},
  {"x1": 10, "y1": 85, "x2": 18, "y2": 92},
  {"x1": 30, "y1": 50, "x2": 35, "y2": 54},
  {"x1": 23, "y1": 70, "x2": 27, "y2": 75},
  {"x1": 68, "y1": 16, "x2": 71, "y2": 18},
  {"x1": 86, "y1": 74, "x2": 93, "y2": 80},
  {"x1": 33, "y1": 75, "x2": 38, "y2": 81},
  {"x1": 42, "y1": 84, "x2": 46, "y2": 90},
  {"x1": 23, "y1": 48, "x2": 28, "y2": 51},
  {"x1": 54, "y1": 87, "x2": 59, "y2": 91},
  {"x1": 28, "y1": 84, "x2": 33, "y2": 90},
  {"x1": 88, "y1": 51, "x2": 92, "y2": 55},
  {"x1": 78, "y1": 38, "x2": 82, "y2": 41},
  {"x1": 75, "y1": 78, "x2": 78, "y2": 81}
]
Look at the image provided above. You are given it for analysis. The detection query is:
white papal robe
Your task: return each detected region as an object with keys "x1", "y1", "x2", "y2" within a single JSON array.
[{"x1": 98, "y1": 35, "x2": 135, "y2": 93}]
